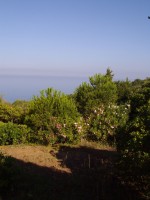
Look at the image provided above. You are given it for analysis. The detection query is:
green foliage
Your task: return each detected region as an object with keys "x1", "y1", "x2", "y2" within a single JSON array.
[
  {"x1": 115, "y1": 79, "x2": 150, "y2": 199},
  {"x1": 74, "y1": 69, "x2": 120, "y2": 143},
  {"x1": 115, "y1": 79, "x2": 132, "y2": 104},
  {"x1": 73, "y1": 82, "x2": 93, "y2": 115},
  {"x1": 0, "y1": 102, "x2": 14, "y2": 122},
  {"x1": 89, "y1": 73, "x2": 117, "y2": 105},
  {"x1": 0, "y1": 99, "x2": 30, "y2": 124},
  {"x1": 105, "y1": 67, "x2": 114, "y2": 79},
  {"x1": 116, "y1": 78, "x2": 150, "y2": 176},
  {"x1": 74, "y1": 69, "x2": 117, "y2": 116},
  {"x1": 12, "y1": 100, "x2": 30, "y2": 124},
  {"x1": 26, "y1": 88, "x2": 82, "y2": 144},
  {"x1": 0, "y1": 122, "x2": 31, "y2": 145},
  {"x1": 85, "y1": 103, "x2": 129, "y2": 144}
]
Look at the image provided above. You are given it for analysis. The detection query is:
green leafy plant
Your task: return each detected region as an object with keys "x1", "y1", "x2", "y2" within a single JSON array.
[
  {"x1": 0, "y1": 122, "x2": 31, "y2": 145},
  {"x1": 25, "y1": 88, "x2": 82, "y2": 144}
]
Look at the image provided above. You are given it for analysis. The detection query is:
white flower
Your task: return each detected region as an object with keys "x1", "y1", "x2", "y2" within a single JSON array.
[{"x1": 111, "y1": 126, "x2": 114, "y2": 129}]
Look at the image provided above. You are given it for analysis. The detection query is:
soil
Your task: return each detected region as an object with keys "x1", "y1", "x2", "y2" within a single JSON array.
[
  {"x1": 0, "y1": 144, "x2": 143, "y2": 200},
  {"x1": 0, "y1": 145, "x2": 71, "y2": 173}
]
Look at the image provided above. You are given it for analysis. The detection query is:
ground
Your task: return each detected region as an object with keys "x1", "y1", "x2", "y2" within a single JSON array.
[{"x1": 0, "y1": 143, "x2": 144, "y2": 200}]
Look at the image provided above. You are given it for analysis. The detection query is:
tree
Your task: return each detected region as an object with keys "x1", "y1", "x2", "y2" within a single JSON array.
[
  {"x1": 12, "y1": 100, "x2": 30, "y2": 124},
  {"x1": 73, "y1": 82, "x2": 93, "y2": 116},
  {"x1": 74, "y1": 69, "x2": 117, "y2": 116},
  {"x1": 74, "y1": 69, "x2": 122, "y2": 143},
  {"x1": 115, "y1": 78, "x2": 132, "y2": 104},
  {"x1": 116, "y1": 78, "x2": 150, "y2": 173},
  {"x1": 89, "y1": 72, "x2": 117, "y2": 106},
  {"x1": 105, "y1": 67, "x2": 114, "y2": 80},
  {"x1": 26, "y1": 88, "x2": 81, "y2": 144}
]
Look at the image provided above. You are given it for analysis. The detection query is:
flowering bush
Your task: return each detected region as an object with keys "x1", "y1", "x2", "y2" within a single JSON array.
[{"x1": 85, "y1": 103, "x2": 129, "y2": 144}]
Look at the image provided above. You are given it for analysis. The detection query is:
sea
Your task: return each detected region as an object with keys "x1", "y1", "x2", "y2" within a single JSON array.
[{"x1": 0, "y1": 75, "x2": 89, "y2": 103}]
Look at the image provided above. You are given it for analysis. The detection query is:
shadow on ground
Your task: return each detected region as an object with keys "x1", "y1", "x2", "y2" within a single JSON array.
[{"x1": 0, "y1": 145, "x2": 143, "y2": 200}]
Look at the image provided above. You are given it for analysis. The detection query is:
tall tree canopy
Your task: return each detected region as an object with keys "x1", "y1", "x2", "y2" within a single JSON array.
[{"x1": 74, "y1": 69, "x2": 117, "y2": 116}]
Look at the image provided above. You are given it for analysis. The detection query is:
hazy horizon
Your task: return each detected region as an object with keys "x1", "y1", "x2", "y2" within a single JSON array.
[
  {"x1": 1, "y1": 66, "x2": 150, "y2": 81},
  {"x1": 1, "y1": 71, "x2": 150, "y2": 103},
  {"x1": 0, "y1": 0, "x2": 150, "y2": 80},
  {"x1": 0, "y1": 74, "x2": 90, "y2": 102},
  {"x1": 1, "y1": 1, "x2": 150, "y2": 102}
]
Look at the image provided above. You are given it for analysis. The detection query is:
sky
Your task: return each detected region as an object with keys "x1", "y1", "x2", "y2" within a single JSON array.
[{"x1": 0, "y1": 0, "x2": 150, "y2": 80}]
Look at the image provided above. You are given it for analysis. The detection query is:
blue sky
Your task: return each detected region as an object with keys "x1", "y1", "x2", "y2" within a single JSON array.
[{"x1": 0, "y1": 0, "x2": 150, "y2": 80}]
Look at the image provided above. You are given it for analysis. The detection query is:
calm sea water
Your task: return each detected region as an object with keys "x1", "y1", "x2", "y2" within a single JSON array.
[{"x1": 0, "y1": 75, "x2": 89, "y2": 102}]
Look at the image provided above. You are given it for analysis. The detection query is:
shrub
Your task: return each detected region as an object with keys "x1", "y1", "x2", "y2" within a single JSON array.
[
  {"x1": 85, "y1": 103, "x2": 129, "y2": 144},
  {"x1": 25, "y1": 88, "x2": 82, "y2": 144},
  {"x1": 0, "y1": 122, "x2": 31, "y2": 145}
]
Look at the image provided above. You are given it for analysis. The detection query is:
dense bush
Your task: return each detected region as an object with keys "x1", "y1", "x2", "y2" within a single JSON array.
[
  {"x1": 0, "y1": 99, "x2": 30, "y2": 124},
  {"x1": 85, "y1": 103, "x2": 129, "y2": 144},
  {"x1": 25, "y1": 88, "x2": 83, "y2": 144},
  {"x1": 116, "y1": 80, "x2": 150, "y2": 160},
  {"x1": 0, "y1": 122, "x2": 31, "y2": 145},
  {"x1": 74, "y1": 69, "x2": 117, "y2": 116},
  {"x1": 73, "y1": 69, "x2": 125, "y2": 144},
  {"x1": 116, "y1": 79, "x2": 150, "y2": 199}
]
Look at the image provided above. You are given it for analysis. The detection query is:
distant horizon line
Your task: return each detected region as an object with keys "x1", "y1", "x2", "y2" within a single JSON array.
[{"x1": 0, "y1": 69, "x2": 149, "y2": 81}]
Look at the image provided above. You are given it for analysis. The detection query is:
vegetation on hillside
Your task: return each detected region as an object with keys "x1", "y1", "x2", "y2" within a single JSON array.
[{"x1": 0, "y1": 68, "x2": 149, "y2": 199}]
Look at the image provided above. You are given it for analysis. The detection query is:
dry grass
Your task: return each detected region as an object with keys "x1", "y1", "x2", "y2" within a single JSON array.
[
  {"x1": 0, "y1": 143, "x2": 143, "y2": 200},
  {"x1": 0, "y1": 144, "x2": 71, "y2": 173}
]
